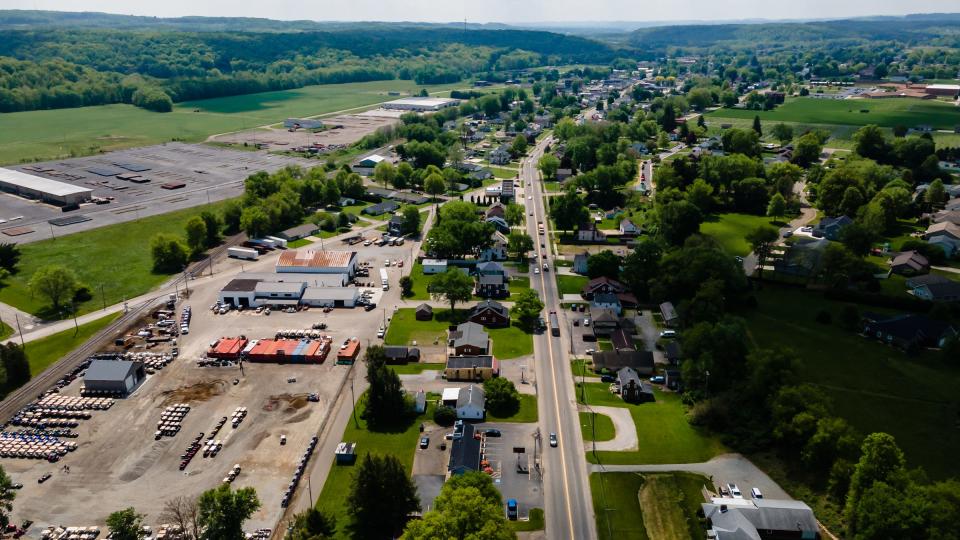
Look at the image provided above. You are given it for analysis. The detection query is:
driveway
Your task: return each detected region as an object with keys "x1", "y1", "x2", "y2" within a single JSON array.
[
  {"x1": 579, "y1": 405, "x2": 637, "y2": 452},
  {"x1": 589, "y1": 453, "x2": 791, "y2": 500}
]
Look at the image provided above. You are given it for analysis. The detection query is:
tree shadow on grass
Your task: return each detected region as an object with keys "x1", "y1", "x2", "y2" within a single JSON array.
[{"x1": 435, "y1": 308, "x2": 469, "y2": 325}]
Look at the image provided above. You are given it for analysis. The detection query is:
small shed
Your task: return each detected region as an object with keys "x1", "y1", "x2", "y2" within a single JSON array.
[
  {"x1": 84, "y1": 360, "x2": 146, "y2": 396},
  {"x1": 335, "y1": 442, "x2": 357, "y2": 465},
  {"x1": 416, "y1": 304, "x2": 434, "y2": 321},
  {"x1": 414, "y1": 390, "x2": 427, "y2": 414}
]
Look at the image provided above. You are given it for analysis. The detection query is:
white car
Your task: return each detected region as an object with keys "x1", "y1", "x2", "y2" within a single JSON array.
[
  {"x1": 534, "y1": 267, "x2": 540, "y2": 274},
  {"x1": 659, "y1": 330, "x2": 678, "y2": 339},
  {"x1": 384, "y1": 259, "x2": 391, "y2": 267},
  {"x1": 363, "y1": 240, "x2": 372, "y2": 246}
]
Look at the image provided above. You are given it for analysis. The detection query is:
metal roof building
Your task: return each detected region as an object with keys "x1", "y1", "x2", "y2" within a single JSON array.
[
  {"x1": 0, "y1": 167, "x2": 93, "y2": 205},
  {"x1": 383, "y1": 97, "x2": 460, "y2": 112},
  {"x1": 276, "y1": 250, "x2": 357, "y2": 275},
  {"x1": 84, "y1": 360, "x2": 146, "y2": 395}
]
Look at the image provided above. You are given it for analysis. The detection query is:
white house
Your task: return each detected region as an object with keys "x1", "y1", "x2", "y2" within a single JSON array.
[
  {"x1": 577, "y1": 222, "x2": 606, "y2": 243},
  {"x1": 422, "y1": 259, "x2": 449, "y2": 274},
  {"x1": 619, "y1": 219, "x2": 640, "y2": 236},
  {"x1": 489, "y1": 146, "x2": 511, "y2": 165},
  {"x1": 455, "y1": 384, "x2": 486, "y2": 420}
]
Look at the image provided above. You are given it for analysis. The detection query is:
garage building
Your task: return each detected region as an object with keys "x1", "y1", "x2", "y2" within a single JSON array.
[
  {"x1": 300, "y1": 287, "x2": 359, "y2": 308},
  {"x1": 382, "y1": 97, "x2": 460, "y2": 112},
  {"x1": 84, "y1": 360, "x2": 146, "y2": 396},
  {"x1": 0, "y1": 167, "x2": 93, "y2": 206},
  {"x1": 277, "y1": 250, "x2": 357, "y2": 276}
]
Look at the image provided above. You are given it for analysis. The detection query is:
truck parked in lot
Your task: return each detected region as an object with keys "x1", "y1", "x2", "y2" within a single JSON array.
[
  {"x1": 380, "y1": 268, "x2": 389, "y2": 290},
  {"x1": 228, "y1": 247, "x2": 259, "y2": 260}
]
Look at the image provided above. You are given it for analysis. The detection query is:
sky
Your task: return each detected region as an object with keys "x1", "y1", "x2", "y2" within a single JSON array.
[{"x1": 1, "y1": 0, "x2": 958, "y2": 24}]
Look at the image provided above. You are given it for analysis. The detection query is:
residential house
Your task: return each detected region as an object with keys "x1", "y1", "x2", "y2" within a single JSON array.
[
  {"x1": 479, "y1": 232, "x2": 508, "y2": 262},
  {"x1": 449, "y1": 322, "x2": 490, "y2": 356},
  {"x1": 415, "y1": 303, "x2": 434, "y2": 321},
  {"x1": 702, "y1": 498, "x2": 820, "y2": 540},
  {"x1": 889, "y1": 251, "x2": 929, "y2": 276},
  {"x1": 486, "y1": 203, "x2": 505, "y2": 219},
  {"x1": 664, "y1": 368, "x2": 682, "y2": 391},
  {"x1": 279, "y1": 223, "x2": 320, "y2": 241},
  {"x1": 469, "y1": 300, "x2": 511, "y2": 328},
  {"x1": 489, "y1": 145, "x2": 511, "y2": 165},
  {"x1": 932, "y1": 209, "x2": 960, "y2": 226},
  {"x1": 664, "y1": 342, "x2": 682, "y2": 365},
  {"x1": 924, "y1": 221, "x2": 960, "y2": 257},
  {"x1": 577, "y1": 222, "x2": 606, "y2": 243},
  {"x1": 556, "y1": 169, "x2": 573, "y2": 182},
  {"x1": 619, "y1": 219, "x2": 640, "y2": 236},
  {"x1": 590, "y1": 308, "x2": 620, "y2": 336},
  {"x1": 581, "y1": 276, "x2": 627, "y2": 299},
  {"x1": 862, "y1": 313, "x2": 957, "y2": 349},
  {"x1": 573, "y1": 252, "x2": 589, "y2": 275},
  {"x1": 500, "y1": 179, "x2": 515, "y2": 202},
  {"x1": 591, "y1": 293, "x2": 622, "y2": 315},
  {"x1": 592, "y1": 350, "x2": 654, "y2": 376},
  {"x1": 906, "y1": 273, "x2": 950, "y2": 290},
  {"x1": 456, "y1": 384, "x2": 486, "y2": 420},
  {"x1": 363, "y1": 201, "x2": 400, "y2": 216},
  {"x1": 444, "y1": 355, "x2": 499, "y2": 381},
  {"x1": 814, "y1": 215, "x2": 853, "y2": 240},
  {"x1": 383, "y1": 346, "x2": 421, "y2": 364},
  {"x1": 476, "y1": 261, "x2": 506, "y2": 277},
  {"x1": 448, "y1": 421, "x2": 482, "y2": 476},
  {"x1": 660, "y1": 302, "x2": 679, "y2": 327},
  {"x1": 485, "y1": 215, "x2": 510, "y2": 234},
  {"x1": 387, "y1": 215, "x2": 405, "y2": 236},
  {"x1": 610, "y1": 328, "x2": 636, "y2": 351},
  {"x1": 617, "y1": 367, "x2": 655, "y2": 403},
  {"x1": 476, "y1": 273, "x2": 510, "y2": 298},
  {"x1": 913, "y1": 281, "x2": 960, "y2": 302},
  {"x1": 470, "y1": 168, "x2": 494, "y2": 181}
]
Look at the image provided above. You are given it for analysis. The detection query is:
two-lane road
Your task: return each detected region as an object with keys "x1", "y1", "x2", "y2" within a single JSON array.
[{"x1": 520, "y1": 136, "x2": 597, "y2": 540}]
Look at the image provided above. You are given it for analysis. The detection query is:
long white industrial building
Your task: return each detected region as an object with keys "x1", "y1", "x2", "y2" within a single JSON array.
[{"x1": 0, "y1": 167, "x2": 92, "y2": 205}]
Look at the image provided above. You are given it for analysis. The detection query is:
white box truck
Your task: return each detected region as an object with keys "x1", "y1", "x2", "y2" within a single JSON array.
[
  {"x1": 265, "y1": 235, "x2": 288, "y2": 249},
  {"x1": 228, "y1": 247, "x2": 259, "y2": 260},
  {"x1": 380, "y1": 268, "x2": 389, "y2": 291}
]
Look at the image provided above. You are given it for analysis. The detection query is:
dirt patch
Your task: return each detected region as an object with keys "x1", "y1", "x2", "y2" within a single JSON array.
[
  {"x1": 262, "y1": 393, "x2": 310, "y2": 413},
  {"x1": 160, "y1": 380, "x2": 228, "y2": 406},
  {"x1": 638, "y1": 475, "x2": 689, "y2": 540}
]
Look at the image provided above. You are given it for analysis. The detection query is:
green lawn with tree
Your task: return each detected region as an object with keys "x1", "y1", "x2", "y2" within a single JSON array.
[
  {"x1": 486, "y1": 393, "x2": 538, "y2": 423},
  {"x1": 24, "y1": 312, "x2": 120, "y2": 377},
  {"x1": 707, "y1": 97, "x2": 959, "y2": 130},
  {"x1": 592, "y1": 471, "x2": 709, "y2": 540},
  {"x1": 700, "y1": 213, "x2": 780, "y2": 256},
  {"x1": 384, "y1": 308, "x2": 532, "y2": 359},
  {"x1": 556, "y1": 274, "x2": 588, "y2": 295},
  {"x1": 0, "y1": 200, "x2": 232, "y2": 317}
]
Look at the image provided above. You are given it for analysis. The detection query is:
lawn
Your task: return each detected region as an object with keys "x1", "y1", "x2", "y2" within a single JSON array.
[
  {"x1": 700, "y1": 212, "x2": 780, "y2": 256},
  {"x1": 509, "y1": 507, "x2": 544, "y2": 532},
  {"x1": 403, "y1": 262, "x2": 432, "y2": 301},
  {"x1": 387, "y1": 362, "x2": 445, "y2": 375},
  {"x1": 286, "y1": 238, "x2": 314, "y2": 248},
  {"x1": 0, "y1": 80, "x2": 473, "y2": 165},
  {"x1": 24, "y1": 313, "x2": 120, "y2": 378},
  {"x1": 384, "y1": 308, "x2": 532, "y2": 359},
  {"x1": 557, "y1": 274, "x2": 588, "y2": 296},
  {"x1": 315, "y1": 396, "x2": 433, "y2": 539},
  {"x1": 580, "y1": 411, "x2": 615, "y2": 442},
  {"x1": 745, "y1": 286, "x2": 960, "y2": 479},
  {"x1": 578, "y1": 384, "x2": 727, "y2": 465},
  {"x1": 490, "y1": 166, "x2": 519, "y2": 179},
  {"x1": 0, "y1": 199, "x2": 233, "y2": 318},
  {"x1": 592, "y1": 472, "x2": 709, "y2": 540},
  {"x1": 487, "y1": 393, "x2": 538, "y2": 423},
  {"x1": 707, "y1": 97, "x2": 960, "y2": 130},
  {"x1": 0, "y1": 322, "x2": 12, "y2": 341}
]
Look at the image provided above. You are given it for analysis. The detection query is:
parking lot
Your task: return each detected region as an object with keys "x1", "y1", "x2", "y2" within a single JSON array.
[
  {"x1": 210, "y1": 109, "x2": 402, "y2": 153},
  {"x1": 2, "y1": 238, "x2": 417, "y2": 534},
  {"x1": 1, "y1": 142, "x2": 314, "y2": 243}
]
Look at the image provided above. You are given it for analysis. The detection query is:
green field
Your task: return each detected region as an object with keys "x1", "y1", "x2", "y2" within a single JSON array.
[
  {"x1": 557, "y1": 274, "x2": 588, "y2": 296},
  {"x1": 384, "y1": 308, "x2": 533, "y2": 359},
  {"x1": 746, "y1": 286, "x2": 960, "y2": 478},
  {"x1": 509, "y1": 507, "x2": 545, "y2": 532},
  {"x1": 403, "y1": 263, "x2": 431, "y2": 300},
  {"x1": 0, "y1": 80, "x2": 471, "y2": 165},
  {"x1": 580, "y1": 411, "x2": 616, "y2": 442},
  {"x1": 592, "y1": 472, "x2": 709, "y2": 540},
  {"x1": 24, "y1": 313, "x2": 120, "y2": 377},
  {"x1": 579, "y1": 384, "x2": 726, "y2": 465},
  {"x1": 701, "y1": 213, "x2": 780, "y2": 256},
  {"x1": 708, "y1": 97, "x2": 960, "y2": 130},
  {"x1": 315, "y1": 396, "x2": 432, "y2": 539},
  {"x1": 387, "y1": 362, "x2": 445, "y2": 375},
  {"x1": 487, "y1": 393, "x2": 538, "y2": 423},
  {"x1": 0, "y1": 200, "x2": 233, "y2": 318}
]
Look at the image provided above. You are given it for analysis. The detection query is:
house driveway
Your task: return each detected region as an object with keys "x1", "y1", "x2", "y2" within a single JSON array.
[
  {"x1": 579, "y1": 405, "x2": 638, "y2": 452},
  {"x1": 589, "y1": 453, "x2": 791, "y2": 500},
  {"x1": 634, "y1": 310, "x2": 665, "y2": 365}
]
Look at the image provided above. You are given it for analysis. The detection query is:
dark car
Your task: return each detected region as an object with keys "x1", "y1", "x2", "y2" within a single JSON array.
[
  {"x1": 364, "y1": 304, "x2": 376, "y2": 311},
  {"x1": 484, "y1": 429, "x2": 502, "y2": 437},
  {"x1": 600, "y1": 375, "x2": 616, "y2": 383},
  {"x1": 506, "y1": 499, "x2": 518, "y2": 520},
  {"x1": 37, "y1": 473, "x2": 51, "y2": 484},
  {"x1": 419, "y1": 436, "x2": 430, "y2": 449}
]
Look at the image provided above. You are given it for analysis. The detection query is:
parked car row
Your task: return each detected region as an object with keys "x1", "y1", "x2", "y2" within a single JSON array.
[
  {"x1": 178, "y1": 432, "x2": 206, "y2": 471},
  {"x1": 281, "y1": 436, "x2": 318, "y2": 508},
  {"x1": 180, "y1": 305, "x2": 192, "y2": 335}
]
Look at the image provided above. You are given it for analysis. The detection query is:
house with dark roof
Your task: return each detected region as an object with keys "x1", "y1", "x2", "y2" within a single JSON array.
[
  {"x1": 905, "y1": 273, "x2": 950, "y2": 290},
  {"x1": 485, "y1": 215, "x2": 510, "y2": 234},
  {"x1": 573, "y1": 252, "x2": 589, "y2": 275},
  {"x1": 475, "y1": 273, "x2": 509, "y2": 298},
  {"x1": 383, "y1": 346, "x2": 421, "y2": 364},
  {"x1": 449, "y1": 322, "x2": 490, "y2": 355},
  {"x1": 913, "y1": 281, "x2": 960, "y2": 302},
  {"x1": 659, "y1": 302, "x2": 679, "y2": 327},
  {"x1": 489, "y1": 145, "x2": 511, "y2": 165},
  {"x1": 664, "y1": 341, "x2": 682, "y2": 365},
  {"x1": 814, "y1": 215, "x2": 853, "y2": 240},
  {"x1": 448, "y1": 421, "x2": 482, "y2": 476},
  {"x1": 862, "y1": 313, "x2": 957, "y2": 350},
  {"x1": 363, "y1": 201, "x2": 400, "y2": 216},
  {"x1": 617, "y1": 367, "x2": 655, "y2": 403},
  {"x1": 387, "y1": 215, "x2": 405, "y2": 236},
  {"x1": 582, "y1": 276, "x2": 626, "y2": 299},
  {"x1": 444, "y1": 355, "x2": 499, "y2": 381},
  {"x1": 279, "y1": 223, "x2": 320, "y2": 241},
  {"x1": 610, "y1": 328, "x2": 635, "y2": 351},
  {"x1": 593, "y1": 350, "x2": 654, "y2": 376},
  {"x1": 888, "y1": 250, "x2": 929, "y2": 276},
  {"x1": 415, "y1": 303, "x2": 434, "y2": 321},
  {"x1": 577, "y1": 221, "x2": 606, "y2": 243},
  {"x1": 702, "y1": 498, "x2": 820, "y2": 540},
  {"x1": 469, "y1": 300, "x2": 510, "y2": 328},
  {"x1": 664, "y1": 368, "x2": 682, "y2": 391},
  {"x1": 590, "y1": 308, "x2": 620, "y2": 336}
]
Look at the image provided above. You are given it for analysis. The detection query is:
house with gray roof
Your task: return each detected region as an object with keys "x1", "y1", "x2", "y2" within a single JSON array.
[
  {"x1": 813, "y1": 215, "x2": 852, "y2": 240},
  {"x1": 449, "y1": 322, "x2": 490, "y2": 355},
  {"x1": 702, "y1": 498, "x2": 820, "y2": 540},
  {"x1": 455, "y1": 384, "x2": 486, "y2": 420}
]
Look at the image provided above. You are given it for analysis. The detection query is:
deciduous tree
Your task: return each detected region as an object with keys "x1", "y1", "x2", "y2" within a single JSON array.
[
  {"x1": 511, "y1": 289, "x2": 544, "y2": 330},
  {"x1": 29, "y1": 265, "x2": 79, "y2": 312},
  {"x1": 196, "y1": 485, "x2": 260, "y2": 540},
  {"x1": 348, "y1": 454, "x2": 420, "y2": 539},
  {"x1": 106, "y1": 508, "x2": 146, "y2": 540},
  {"x1": 428, "y1": 268, "x2": 474, "y2": 313}
]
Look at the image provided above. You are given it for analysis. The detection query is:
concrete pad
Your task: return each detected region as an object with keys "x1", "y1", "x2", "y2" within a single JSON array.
[{"x1": 580, "y1": 405, "x2": 638, "y2": 452}]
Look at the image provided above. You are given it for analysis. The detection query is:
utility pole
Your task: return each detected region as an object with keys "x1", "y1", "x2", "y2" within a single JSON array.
[
  {"x1": 14, "y1": 314, "x2": 24, "y2": 347},
  {"x1": 72, "y1": 302, "x2": 79, "y2": 336},
  {"x1": 350, "y1": 377, "x2": 359, "y2": 428}
]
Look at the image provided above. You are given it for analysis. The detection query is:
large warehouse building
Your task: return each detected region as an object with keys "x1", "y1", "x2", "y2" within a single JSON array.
[
  {"x1": 382, "y1": 97, "x2": 460, "y2": 112},
  {"x1": 0, "y1": 167, "x2": 93, "y2": 206},
  {"x1": 83, "y1": 360, "x2": 146, "y2": 396},
  {"x1": 218, "y1": 272, "x2": 358, "y2": 308},
  {"x1": 276, "y1": 250, "x2": 357, "y2": 276}
]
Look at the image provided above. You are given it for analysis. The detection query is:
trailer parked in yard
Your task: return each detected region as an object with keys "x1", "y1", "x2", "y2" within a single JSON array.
[
  {"x1": 549, "y1": 311, "x2": 560, "y2": 337},
  {"x1": 380, "y1": 268, "x2": 389, "y2": 291},
  {"x1": 228, "y1": 247, "x2": 259, "y2": 260},
  {"x1": 337, "y1": 338, "x2": 361, "y2": 365}
]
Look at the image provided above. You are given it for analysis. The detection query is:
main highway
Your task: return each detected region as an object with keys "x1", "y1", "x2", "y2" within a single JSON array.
[{"x1": 520, "y1": 135, "x2": 597, "y2": 539}]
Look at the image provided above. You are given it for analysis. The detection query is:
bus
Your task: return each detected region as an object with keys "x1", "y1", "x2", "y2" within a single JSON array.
[{"x1": 548, "y1": 311, "x2": 560, "y2": 337}]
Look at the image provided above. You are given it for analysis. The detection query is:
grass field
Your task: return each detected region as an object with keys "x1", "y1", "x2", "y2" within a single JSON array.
[
  {"x1": 557, "y1": 274, "x2": 588, "y2": 296},
  {"x1": 387, "y1": 362, "x2": 445, "y2": 375},
  {"x1": 708, "y1": 97, "x2": 960, "y2": 130},
  {"x1": 579, "y1": 384, "x2": 726, "y2": 465},
  {"x1": 0, "y1": 80, "x2": 471, "y2": 165},
  {"x1": 700, "y1": 213, "x2": 780, "y2": 256},
  {"x1": 487, "y1": 393, "x2": 538, "y2": 423},
  {"x1": 384, "y1": 308, "x2": 533, "y2": 359},
  {"x1": 0, "y1": 200, "x2": 233, "y2": 318},
  {"x1": 592, "y1": 472, "x2": 709, "y2": 540},
  {"x1": 745, "y1": 286, "x2": 960, "y2": 478},
  {"x1": 580, "y1": 411, "x2": 616, "y2": 442},
  {"x1": 0, "y1": 322, "x2": 12, "y2": 341},
  {"x1": 509, "y1": 507, "x2": 544, "y2": 532},
  {"x1": 24, "y1": 313, "x2": 120, "y2": 377},
  {"x1": 403, "y1": 263, "x2": 431, "y2": 301},
  {"x1": 315, "y1": 395, "x2": 432, "y2": 539}
]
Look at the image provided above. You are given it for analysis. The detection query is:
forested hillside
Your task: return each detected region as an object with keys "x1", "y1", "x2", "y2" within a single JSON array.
[{"x1": 0, "y1": 15, "x2": 619, "y2": 113}]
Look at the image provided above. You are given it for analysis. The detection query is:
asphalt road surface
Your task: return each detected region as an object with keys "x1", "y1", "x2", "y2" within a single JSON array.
[{"x1": 522, "y1": 136, "x2": 597, "y2": 540}]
